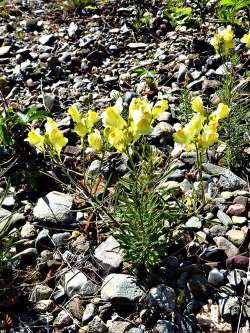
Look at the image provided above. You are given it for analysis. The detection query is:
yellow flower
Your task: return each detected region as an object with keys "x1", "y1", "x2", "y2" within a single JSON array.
[
  {"x1": 191, "y1": 96, "x2": 205, "y2": 115},
  {"x1": 26, "y1": 129, "x2": 45, "y2": 151},
  {"x1": 173, "y1": 129, "x2": 189, "y2": 144},
  {"x1": 200, "y1": 123, "x2": 219, "y2": 149},
  {"x1": 75, "y1": 119, "x2": 88, "y2": 142},
  {"x1": 210, "y1": 103, "x2": 230, "y2": 121},
  {"x1": 45, "y1": 117, "x2": 58, "y2": 138},
  {"x1": 106, "y1": 127, "x2": 130, "y2": 152},
  {"x1": 185, "y1": 113, "x2": 205, "y2": 138},
  {"x1": 86, "y1": 111, "x2": 99, "y2": 129},
  {"x1": 151, "y1": 99, "x2": 169, "y2": 119},
  {"x1": 131, "y1": 112, "x2": 152, "y2": 137},
  {"x1": 241, "y1": 34, "x2": 250, "y2": 48},
  {"x1": 88, "y1": 129, "x2": 102, "y2": 151},
  {"x1": 68, "y1": 104, "x2": 81, "y2": 123},
  {"x1": 102, "y1": 106, "x2": 127, "y2": 129},
  {"x1": 49, "y1": 127, "x2": 68, "y2": 158},
  {"x1": 210, "y1": 26, "x2": 235, "y2": 56}
]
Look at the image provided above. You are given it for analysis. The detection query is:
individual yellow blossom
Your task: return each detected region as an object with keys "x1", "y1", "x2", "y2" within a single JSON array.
[
  {"x1": 151, "y1": 99, "x2": 169, "y2": 119},
  {"x1": 49, "y1": 127, "x2": 68, "y2": 158},
  {"x1": 88, "y1": 129, "x2": 102, "y2": 151},
  {"x1": 45, "y1": 117, "x2": 58, "y2": 139},
  {"x1": 210, "y1": 26, "x2": 235, "y2": 56},
  {"x1": 200, "y1": 122, "x2": 219, "y2": 149},
  {"x1": 102, "y1": 106, "x2": 127, "y2": 129},
  {"x1": 185, "y1": 113, "x2": 205, "y2": 138},
  {"x1": 191, "y1": 96, "x2": 205, "y2": 115},
  {"x1": 241, "y1": 34, "x2": 250, "y2": 48},
  {"x1": 210, "y1": 103, "x2": 230, "y2": 121},
  {"x1": 75, "y1": 119, "x2": 88, "y2": 144},
  {"x1": 106, "y1": 127, "x2": 131, "y2": 152},
  {"x1": 68, "y1": 104, "x2": 81, "y2": 123},
  {"x1": 86, "y1": 110, "x2": 99, "y2": 128},
  {"x1": 173, "y1": 129, "x2": 189, "y2": 145},
  {"x1": 26, "y1": 129, "x2": 45, "y2": 151}
]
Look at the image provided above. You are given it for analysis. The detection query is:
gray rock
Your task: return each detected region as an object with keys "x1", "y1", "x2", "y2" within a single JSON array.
[
  {"x1": 43, "y1": 94, "x2": 55, "y2": 112},
  {"x1": 209, "y1": 224, "x2": 228, "y2": 237},
  {"x1": 82, "y1": 303, "x2": 96, "y2": 324},
  {"x1": 35, "y1": 229, "x2": 54, "y2": 252},
  {"x1": 219, "y1": 295, "x2": 240, "y2": 318},
  {"x1": 213, "y1": 236, "x2": 239, "y2": 257},
  {"x1": 185, "y1": 216, "x2": 202, "y2": 230},
  {"x1": 68, "y1": 22, "x2": 79, "y2": 37},
  {"x1": 147, "y1": 284, "x2": 175, "y2": 312},
  {"x1": 30, "y1": 284, "x2": 53, "y2": 302},
  {"x1": 177, "y1": 63, "x2": 187, "y2": 84},
  {"x1": 94, "y1": 236, "x2": 123, "y2": 272},
  {"x1": 34, "y1": 300, "x2": 53, "y2": 313},
  {"x1": 232, "y1": 216, "x2": 247, "y2": 225},
  {"x1": 0, "y1": 46, "x2": 11, "y2": 57},
  {"x1": 227, "y1": 269, "x2": 246, "y2": 287},
  {"x1": 64, "y1": 269, "x2": 89, "y2": 298},
  {"x1": 202, "y1": 163, "x2": 248, "y2": 191},
  {"x1": 33, "y1": 191, "x2": 73, "y2": 224},
  {"x1": 88, "y1": 316, "x2": 108, "y2": 333},
  {"x1": 107, "y1": 320, "x2": 131, "y2": 333},
  {"x1": 54, "y1": 309, "x2": 72, "y2": 327},
  {"x1": 153, "y1": 320, "x2": 177, "y2": 333},
  {"x1": 208, "y1": 268, "x2": 224, "y2": 286},
  {"x1": 187, "y1": 77, "x2": 204, "y2": 91},
  {"x1": 1, "y1": 194, "x2": 15, "y2": 208},
  {"x1": 217, "y1": 210, "x2": 232, "y2": 226},
  {"x1": 21, "y1": 222, "x2": 36, "y2": 239},
  {"x1": 88, "y1": 160, "x2": 102, "y2": 175},
  {"x1": 101, "y1": 274, "x2": 145, "y2": 302},
  {"x1": 52, "y1": 232, "x2": 71, "y2": 246},
  {"x1": 127, "y1": 42, "x2": 147, "y2": 49},
  {"x1": 150, "y1": 122, "x2": 174, "y2": 139},
  {"x1": 39, "y1": 34, "x2": 55, "y2": 45}
]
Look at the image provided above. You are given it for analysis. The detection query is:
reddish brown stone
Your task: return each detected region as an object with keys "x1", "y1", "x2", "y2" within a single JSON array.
[
  {"x1": 226, "y1": 256, "x2": 249, "y2": 270},
  {"x1": 226, "y1": 204, "x2": 246, "y2": 216}
]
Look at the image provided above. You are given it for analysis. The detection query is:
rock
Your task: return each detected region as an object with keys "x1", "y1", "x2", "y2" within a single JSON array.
[
  {"x1": 43, "y1": 94, "x2": 56, "y2": 112},
  {"x1": 94, "y1": 236, "x2": 123, "y2": 273},
  {"x1": 209, "y1": 224, "x2": 228, "y2": 237},
  {"x1": 208, "y1": 268, "x2": 224, "y2": 286},
  {"x1": 199, "y1": 247, "x2": 227, "y2": 262},
  {"x1": 52, "y1": 232, "x2": 71, "y2": 246},
  {"x1": 39, "y1": 34, "x2": 55, "y2": 45},
  {"x1": 226, "y1": 229, "x2": 245, "y2": 246},
  {"x1": 226, "y1": 204, "x2": 246, "y2": 216},
  {"x1": 188, "y1": 274, "x2": 210, "y2": 301},
  {"x1": 147, "y1": 284, "x2": 175, "y2": 312},
  {"x1": 67, "y1": 297, "x2": 84, "y2": 321},
  {"x1": 187, "y1": 77, "x2": 204, "y2": 91},
  {"x1": 218, "y1": 295, "x2": 240, "y2": 319},
  {"x1": 185, "y1": 216, "x2": 202, "y2": 230},
  {"x1": 202, "y1": 163, "x2": 248, "y2": 191},
  {"x1": 226, "y1": 256, "x2": 249, "y2": 270},
  {"x1": 35, "y1": 300, "x2": 53, "y2": 313},
  {"x1": 88, "y1": 160, "x2": 102, "y2": 175},
  {"x1": 153, "y1": 320, "x2": 177, "y2": 333},
  {"x1": 231, "y1": 216, "x2": 247, "y2": 225},
  {"x1": 1, "y1": 194, "x2": 15, "y2": 208},
  {"x1": 64, "y1": 269, "x2": 89, "y2": 298},
  {"x1": 101, "y1": 274, "x2": 145, "y2": 302},
  {"x1": 88, "y1": 316, "x2": 108, "y2": 333},
  {"x1": 68, "y1": 22, "x2": 79, "y2": 37},
  {"x1": 33, "y1": 191, "x2": 73, "y2": 224},
  {"x1": 213, "y1": 236, "x2": 239, "y2": 257},
  {"x1": 21, "y1": 222, "x2": 36, "y2": 239},
  {"x1": 177, "y1": 63, "x2": 187, "y2": 84},
  {"x1": 202, "y1": 79, "x2": 220, "y2": 94},
  {"x1": 54, "y1": 309, "x2": 72, "y2": 327},
  {"x1": 82, "y1": 303, "x2": 96, "y2": 324},
  {"x1": 107, "y1": 320, "x2": 131, "y2": 333},
  {"x1": 227, "y1": 269, "x2": 246, "y2": 287},
  {"x1": 30, "y1": 284, "x2": 53, "y2": 302},
  {"x1": 12, "y1": 248, "x2": 38, "y2": 267},
  {"x1": 35, "y1": 229, "x2": 54, "y2": 252},
  {"x1": 150, "y1": 122, "x2": 174, "y2": 139},
  {"x1": 127, "y1": 42, "x2": 148, "y2": 49},
  {"x1": 217, "y1": 210, "x2": 232, "y2": 226},
  {"x1": 0, "y1": 46, "x2": 11, "y2": 57}
]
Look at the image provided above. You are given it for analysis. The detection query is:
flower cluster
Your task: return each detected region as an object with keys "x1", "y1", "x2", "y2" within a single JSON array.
[
  {"x1": 26, "y1": 97, "x2": 168, "y2": 157},
  {"x1": 210, "y1": 26, "x2": 250, "y2": 56},
  {"x1": 173, "y1": 97, "x2": 230, "y2": 151},
  {"x1": 101, "y1": 97, "x2": 168, "y2": 152},
  {"x1": 26, "y1": 117, "x2": 68, "y2": 158}
]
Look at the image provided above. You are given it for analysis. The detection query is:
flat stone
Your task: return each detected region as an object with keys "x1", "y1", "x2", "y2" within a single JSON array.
[
  {"x1": 127, "y1": 42, "x2": 147, "y2": 49},
  {"x1": 217, "y1": 210, "x2": 232, "y2": 226},
  {"x1": 107, "y1": 320, "x2": 131, "y2": 333},
  {"x1": 208, "y1": 268, "x2": 224, "y2": 286},
  {"x1": 226, "y1": 204, "x2": 246, "y2": 216},
  {"x1": 226, "y1": 229, "x2": 245, "y2": 246},
  {"x1": 39, "y1": 34, "x2": 55, "y2": 45},
  {"x1": 30, "y1": 284, "x2": 53, "y2": 302},
  {"x1": 94, "y1": 236, "x2": 123, "y2": 272},
  {"x1": 64, "y1": 269, "x2": 89, "y2": 298},
  {"x1": 33, "y1": 191, "x2": 73, "y2": 224},
  {"x1": 0, "y1": 46, "x2": 11, "y2": 57},
  {"x1": 231, "y1": 216, "x2": 247, "y2": 225},
  {"x1": 101, "y1": 274, "x2": 145, "y2": 302},
  {"x1": 213, "y1": 236, "x2": 239, "y2": 257},
  {"x1": 88, "y1": 316, "x2": 108, "y2": 333},
  {"x1": 21, "y1": 222, "x2": 36, "y2": 239},
  {"x1": 82, "y1": 303, "x2": 96, "y2": 324},
  {"x1": 185, "y1": 216, "x2": 202, "y2": 230}
]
